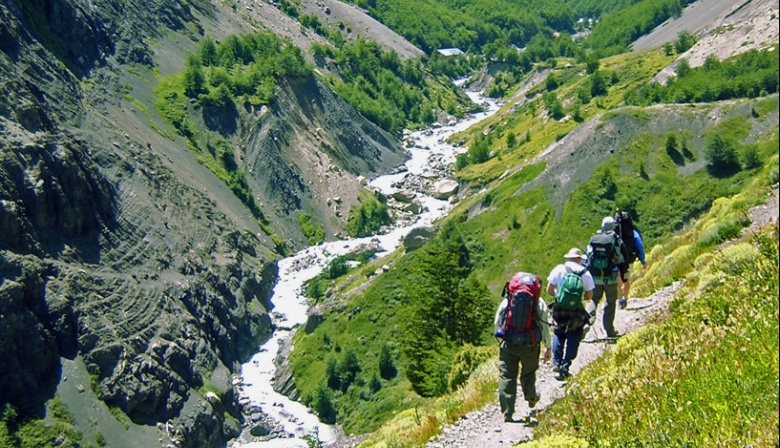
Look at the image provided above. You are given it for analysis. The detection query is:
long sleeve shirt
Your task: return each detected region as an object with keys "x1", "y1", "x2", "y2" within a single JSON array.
[{"x1": 633, "y1": 229, "x2": 646, "y2": 265}]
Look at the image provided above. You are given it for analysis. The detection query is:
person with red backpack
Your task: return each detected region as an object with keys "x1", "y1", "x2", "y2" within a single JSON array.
[
  {"x1": 546, "y1": 248, "x2": 595, "y2": 381},
  {"x1": 494, "y1": 271, "x2": 551, "y2": 423}
]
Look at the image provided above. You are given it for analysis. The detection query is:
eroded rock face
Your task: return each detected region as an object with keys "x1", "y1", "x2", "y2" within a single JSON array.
[
  {"x1": 0, "y1": 135, "x2": 114, "y2": 255},
  {"x1": 403, "y1": 226, "x2": 438, "y2": 251},
  {"x1": 0, "y1": 0, "x2": 411, "y2": 445},
  {"x1": 0, "y1": 258, "x2": 60, "y2": 416},
  {"x1": 0, "y1": 2, "x2": 278, "y2": 445}
]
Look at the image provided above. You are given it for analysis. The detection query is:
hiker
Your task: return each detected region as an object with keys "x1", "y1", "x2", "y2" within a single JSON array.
[
  {"x1": 494, "y1": 271, "x2": 552, "y2": 422},
  {"x1": 585, "y1": 216, "x2": 627, "y2": 338},
  {"x1": 614, "y1": 210, "x2": 647, "y2": 308},
  {"x1": 546, "y1": 248, "x2": 595, "y2": 381}
]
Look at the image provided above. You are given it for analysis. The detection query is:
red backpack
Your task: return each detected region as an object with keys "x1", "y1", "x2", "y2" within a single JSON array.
[{"x1": 499, "y1": 272, "x2": 542, "y2": 346}]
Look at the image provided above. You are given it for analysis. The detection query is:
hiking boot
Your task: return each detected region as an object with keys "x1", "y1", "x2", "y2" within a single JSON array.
[
  {"x1": 527, "y1": 396, "x2": 540, "y2": 409},
  {"x1": 554, "y1": 370, "x2": 571, "y2": 381},
  {"x1": 552, "y1": 361, "x2": 561, "y2": 373},
  {"x1": 504, "y1": 414, "x2": 514, "y2": 423},
  {"x1": 618, "y1": 297, "x2": 628, "y2": 309},
  {"x1": 606, "y1": 331, "x2": 621, "y2": 338}
]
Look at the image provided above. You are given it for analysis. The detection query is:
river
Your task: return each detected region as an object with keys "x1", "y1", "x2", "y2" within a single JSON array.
[{"x1": 232, "y1": 88, "x2": 500, "y2": 447}]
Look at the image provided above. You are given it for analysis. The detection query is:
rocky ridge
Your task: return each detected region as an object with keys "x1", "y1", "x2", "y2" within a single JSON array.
[{"x1": 0, "y1": 0, "x2": 414, "y2": 447}]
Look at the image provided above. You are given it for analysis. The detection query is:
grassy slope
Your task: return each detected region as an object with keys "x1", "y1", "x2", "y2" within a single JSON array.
[
  {"x1": 529, "y1": 183, "x2": 779, "y2": 447},
  {"x1": 288, "y1": 39, "x2": 780, "y2": 442},
  {"x1": 357, "y1": 166, "x2": 779, "y2": 448}
]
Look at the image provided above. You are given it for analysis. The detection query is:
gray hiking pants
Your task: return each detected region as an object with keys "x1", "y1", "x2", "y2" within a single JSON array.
[
  {"x1": 591, "y1": 281, "x2": 619, "y2": 336},
  {"x1": 498, "y1": 341, "x2": 540, "y2": 418}
]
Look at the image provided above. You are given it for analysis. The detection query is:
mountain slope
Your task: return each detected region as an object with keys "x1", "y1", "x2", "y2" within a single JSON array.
[
  {"x1": 283, "y1": 0, "x2": 778, "y2": 444},
  {"x1": 0, "y1": 0, "x2": 416, "y2": 446}
]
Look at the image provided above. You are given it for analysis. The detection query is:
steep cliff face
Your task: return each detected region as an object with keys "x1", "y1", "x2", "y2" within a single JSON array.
[
  {"x1": 0, "y1": 0, "x2": 407, "y2": 446},
  {"x1": 240, "y1": 75, "x2": 407, "y2": 243}
]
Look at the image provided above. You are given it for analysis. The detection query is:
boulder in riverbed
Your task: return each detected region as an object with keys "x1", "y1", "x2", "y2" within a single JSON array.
[
  {"x1": 433, "y1": 179, "x2": 459, "y2": 199},
  {"x1": 403, "y1": 226, "x2": 437, "y2": 251}
]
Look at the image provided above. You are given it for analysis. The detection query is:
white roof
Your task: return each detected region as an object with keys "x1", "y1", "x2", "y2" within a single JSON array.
[{"x1": 437, "y1": 48, "x2": 464, "y2": 56}]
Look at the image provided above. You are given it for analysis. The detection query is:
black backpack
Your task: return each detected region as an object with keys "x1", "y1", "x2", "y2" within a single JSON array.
[
  {"x1": 615, "y1": 210, "x2": 637, "y2": 263},
  {"x1": 588, "y1": 231, "x2": 620, "y2": 278}
]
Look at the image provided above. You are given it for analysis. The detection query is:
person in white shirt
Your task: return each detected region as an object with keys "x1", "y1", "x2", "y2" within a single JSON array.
[{"x1": 546, "y1": 248, "x2": 595, "y2": 380}]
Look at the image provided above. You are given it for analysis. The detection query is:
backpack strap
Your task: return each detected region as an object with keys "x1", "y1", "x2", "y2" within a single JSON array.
[{"x1": 565, "y1": 264, "x2": 586, "y2": 276}]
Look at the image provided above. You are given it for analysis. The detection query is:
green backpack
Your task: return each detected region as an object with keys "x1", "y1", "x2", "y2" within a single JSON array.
[{"x1": 555, "y1": 265, "x2": 586, "y2": 310}]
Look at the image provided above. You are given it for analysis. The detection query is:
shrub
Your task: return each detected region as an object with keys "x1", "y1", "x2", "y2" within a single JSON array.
[
  {"x1": 299, "y1": 212, "x2": 325, "y2": 245},
  {"x1": 674, "y1": 31, "x2": 697, "y2": 54},
  {"x1": 378, "y1": 343, "x2": 397, "y2": 380},
  {"x1": 696, "y1": 218, "x2": 745, "y2": 246},
  {"x1": 739, "y1": 144, "x2": 762, "y2": 170},
  {"x1": 346, "y1": 192, "x2": 391, "y2": 237},
  {"x1": 446, "y1": 344, "x2": 494, "y2": 391},
  {"x1": 311, "y1": 384, "x2": 337, "y2": 424},
  {"x1": 704, "y1": 134, "x2": 740, "y2": 176}
]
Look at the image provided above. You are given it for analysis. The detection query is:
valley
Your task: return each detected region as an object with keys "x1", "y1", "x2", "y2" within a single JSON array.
[{"x1": 0, "y1": 0, "x2": 777, "y2": 447}]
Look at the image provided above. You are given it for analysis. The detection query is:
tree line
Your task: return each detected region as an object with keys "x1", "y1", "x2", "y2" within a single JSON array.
[{"x1": 626, "y1": 45, "x2": 779, "y2": 106}]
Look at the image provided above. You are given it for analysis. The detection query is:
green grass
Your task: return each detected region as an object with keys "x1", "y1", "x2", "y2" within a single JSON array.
[
  {"x1": 453, "y1": 49, "x2": 675, "y2": 184},
  {"x1": 1, "y1": 398, "x2": 86, "y2": 448},
  {"x1": 531, "y1": 227, "x2": 778, "y2": 447},
  {"x1": 349, "y1": 174, "x2": 779, "y2": 448}
]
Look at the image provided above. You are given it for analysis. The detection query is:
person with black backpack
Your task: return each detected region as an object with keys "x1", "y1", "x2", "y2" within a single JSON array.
[
  {"x1": 585, "y1": 216, "x2": 627, "y2": 338},
  {"x1": 494, "y1": 271, "x2": 552, "y2": 422},
  {"x1": 613, "y1": 209, "x2": 647, "y2": 309},
  {"x1": 545, "y1": 248, "x2": 595, "y2": 381}
]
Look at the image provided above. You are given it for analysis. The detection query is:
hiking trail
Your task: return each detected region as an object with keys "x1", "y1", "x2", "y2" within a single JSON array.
[{"x1": 423, "y1": 186, "x2": 778, "y2": 448}]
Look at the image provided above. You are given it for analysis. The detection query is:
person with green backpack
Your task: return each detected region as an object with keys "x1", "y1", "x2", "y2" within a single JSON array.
[{"x1": 546, "y1": 248, "x2": 595, "y2": 381}]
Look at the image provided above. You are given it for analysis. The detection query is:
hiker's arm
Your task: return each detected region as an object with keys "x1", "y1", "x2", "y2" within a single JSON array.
[
  {"x1": 634, "y1": 230, "x2": 646, "y2": 266},
  {"x1": 494, "y1": 298, "x2": 508, "y2": 326},
  {"x1": 583, "y1": 289, "x2": 593, "y2": 302},
  {"x1": 536, "y1": 300, "x2": 552, "y2": 356},
  {"x1": 546, "y1": 282, "x2": 556, "y2": 297}
]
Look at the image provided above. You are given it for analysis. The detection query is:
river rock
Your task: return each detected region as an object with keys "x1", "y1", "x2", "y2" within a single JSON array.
[
  {"x1": 250, "y1": 421, "x2": 274, "y2": 437},
  {"x1": 433, "y1": 179, "x2": 459, "y2": 199},
  {"x1": 403, "y1": 226, "x2": 437, "y2": 251},
  {"x1": 392, "y1": 189, "x2": 417, "y2": 203},
  {"x1": 403, "y1": 199, "x2": 423, "y2": 214},
  {"x1": 304, "y1": 310, "x2": 325, "y2": 334}
]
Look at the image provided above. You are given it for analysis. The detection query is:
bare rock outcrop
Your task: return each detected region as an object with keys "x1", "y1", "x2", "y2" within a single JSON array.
[{"x1": 0, "y1": 1, "x2": 405, "y2": 446}]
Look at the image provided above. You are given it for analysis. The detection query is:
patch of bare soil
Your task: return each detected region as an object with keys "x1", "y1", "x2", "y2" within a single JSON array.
[{"x1": 231, "y1": 0, "x2": 424, "y2": 59}]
